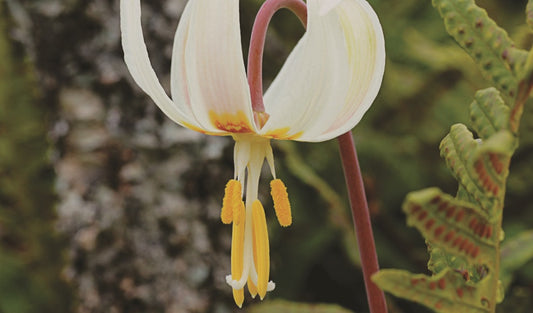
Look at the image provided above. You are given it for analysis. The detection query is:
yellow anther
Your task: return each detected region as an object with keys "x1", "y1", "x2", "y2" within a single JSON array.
[
  {"x1": 233, "y1": 200, "x2": 245, "y2": 226},
  {"x1": 247, "y1": 277, "x2": 258, "y2": 298},
  {"x1": 221, "y1": 179, "x2": 242, "y2": 224},
  {"x1": 232, "y1": 288, "x2": 244, "y2": 308},
  {"x1": 270, "y1": 179, "x2": 292, "y2": 227},
  {"x1": 252, "y1": 200, "x2": 270, "y2": 299}
]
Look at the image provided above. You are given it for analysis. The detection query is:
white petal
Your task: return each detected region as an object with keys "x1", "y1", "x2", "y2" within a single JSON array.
[
  {"x1": 260, "y1": 0, "x2": 385, "y2": 141},
  {"x1": 120, "y1": 0, "x2": 202, "y2": 130},
  {"x1": 173, "y1": 0, "x2": 258, "y2": 134}
]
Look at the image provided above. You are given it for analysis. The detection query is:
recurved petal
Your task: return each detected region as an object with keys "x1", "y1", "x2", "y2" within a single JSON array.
[
  {"x1": 172, "y1": 0, "x2": 258, "y2": 134},
  {"x1": 120, "y1": 0, "x2": 201, "y2": 130},
  {"x1": 260, "y1": 0, "x2": 385, "y2": 142}
]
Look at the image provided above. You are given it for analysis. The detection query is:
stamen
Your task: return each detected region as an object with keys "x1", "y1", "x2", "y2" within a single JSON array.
[
  {"x1": 221, "y1": 179, "x2": 242, "y2": 224},
  {"x1": 270, "y1": 179, "x2": 292, "y2": 227},
  {"x1": 230, "y1": 199, "x2": 246, "y2": 307},
  {"x1": 252, "y1": 200, "x2": 270, "y2": 299}
]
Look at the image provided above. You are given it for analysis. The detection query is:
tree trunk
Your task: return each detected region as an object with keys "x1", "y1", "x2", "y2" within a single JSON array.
[{"x1": 7, "y1": 0, "x2": 236, "y2": 312}]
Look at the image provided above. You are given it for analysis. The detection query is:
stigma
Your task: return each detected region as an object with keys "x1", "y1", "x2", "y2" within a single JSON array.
[{"x1": 220, "y1": 136, "x2": 292, "y2": 307}]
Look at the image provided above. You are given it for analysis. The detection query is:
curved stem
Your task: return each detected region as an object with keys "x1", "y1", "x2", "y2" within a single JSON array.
[
  {"x1": 247, "y1": 0, "x2": 307, "y2": 112},
  {"x1": 248, "y1": 1, "x2": 387, "y2": 312},
  {"x1": 338, "y1": 132, "x2": 388, "y2": 313}
]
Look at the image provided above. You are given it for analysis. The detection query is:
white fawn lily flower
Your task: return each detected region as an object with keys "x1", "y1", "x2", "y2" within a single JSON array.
[{"x1": 120, "y1": 0, "x2": 384, "y2": 307}]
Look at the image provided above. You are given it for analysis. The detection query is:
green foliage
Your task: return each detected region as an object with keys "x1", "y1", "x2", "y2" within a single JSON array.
[
  {"x1": 276, "y1": 141, "x2": 360, "y2": 265},
  {"x1": 432, "y1": 0, "x2": 526, "y2": 104},
  {"x1": 374, "y1": 269, "x2": 491, "y2": 313},
  {"x1": 500, "y1": 230, "x2": 533, "y2": 289},
  {"x1": 0, "y1": 9, "x2": 72, "y2": 313},
  {"x1": 527, "y1": 0, "x2": 533, "y2": 31},
  {"x1": 248, "y1": 299, "x2": 354, "y2": 313},
  {"x1": 373, "y1": 1, "x2": 533, "y2": 312}
]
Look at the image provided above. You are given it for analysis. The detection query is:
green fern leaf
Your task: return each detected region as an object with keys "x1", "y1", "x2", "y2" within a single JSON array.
[
  {"x1": 527, "y1": 0, "x2": 533, "y2": 30},
  {"x1": 403, "y1": 188, "x2": 496, "y2": 263},
  {"x1": 428, "y1": 244, "x2": 487, "y2": 283},
  {"x1": 500, "y1": 230, "x2": 533, "y2": 289},
  {"x1": 439, "y1": 124, "x2": 496, "y2": 214},
  {"x1": 469, "y1": 88, "x2": 510, "y2": 139},
  {"x1": 373, "y1": 269, "x2": 492, "y2": 313},
  {"x1": 373, "y1": 1, "x2": 531, "y2": 312},
  {"x1": 431, "y1": 0, "x2": 525, "y2": 101}
]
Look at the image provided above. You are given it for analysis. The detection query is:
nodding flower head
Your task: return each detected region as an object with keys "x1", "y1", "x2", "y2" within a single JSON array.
[{"x1": 120, "y1": 0, "x2": 384, "y2": 307}]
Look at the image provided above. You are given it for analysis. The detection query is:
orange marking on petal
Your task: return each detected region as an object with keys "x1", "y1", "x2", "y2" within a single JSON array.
[{"x1": 209, "y1": 110, "x2": 254, "y2": 133}]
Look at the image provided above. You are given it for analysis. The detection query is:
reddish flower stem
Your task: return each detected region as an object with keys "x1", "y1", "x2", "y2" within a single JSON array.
[
  {"x1": 247, "y1": 0, "x2": 307, "y2": 112},
  {"x1": 248, "y1": 1, "x2": 387, "y2": 312},
  {"x1": 338, "y1": 132, "x2": 387, "y2": 313}
]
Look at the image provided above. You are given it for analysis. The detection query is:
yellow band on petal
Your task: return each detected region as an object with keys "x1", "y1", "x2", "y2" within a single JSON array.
[
  {"x1": 252, "y1": 200, "x2": 270, "y2": 299},
  {"x1": 262, "y1": 127, "x2": 303, "y2": 140},
  {"x1": 270, "y1": 179, "x2": 292, "y2": 227}
]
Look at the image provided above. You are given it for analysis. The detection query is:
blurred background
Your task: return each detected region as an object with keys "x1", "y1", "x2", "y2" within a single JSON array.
[{"x1": 0, "y1": 0, "x2": 532, "y2": 312}]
